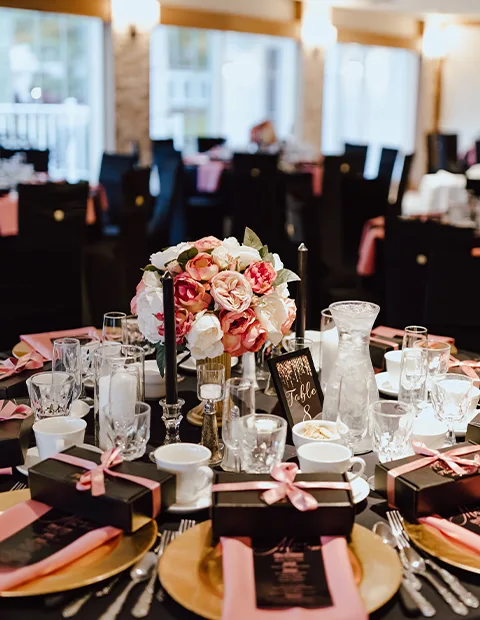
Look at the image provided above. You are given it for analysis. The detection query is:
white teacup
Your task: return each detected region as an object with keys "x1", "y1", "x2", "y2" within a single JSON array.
[
  {"x1": 154, "y1": 443, "x2": 213, "y2": 506},
  {"x1": 384, "y1": 350, "x2": 402, "y2": 385},
  {"x1": 297, "y1": 443, "x2": 366, "y2": 481},
  {"x1": 33, "y1": 417, "x2": 86, "y2": 461},
  {"x1": 412, "y1": 416, "x2": 447, "y2": 450}
]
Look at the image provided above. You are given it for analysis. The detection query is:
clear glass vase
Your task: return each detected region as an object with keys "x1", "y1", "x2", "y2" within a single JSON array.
[{"x1": 322, "y1": 301, "x2": 380, "y2": 454}]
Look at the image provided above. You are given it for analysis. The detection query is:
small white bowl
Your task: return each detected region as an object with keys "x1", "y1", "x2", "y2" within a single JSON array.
[
  {"x1": 292, "y1": 420, "x2": 341, "y2": 449},
  {"x1": 412, "y1": 417, "x2": 447, "y2": 450},
  {"x1": 144, "y1": 360, "x2": 166, "y2": 399}
]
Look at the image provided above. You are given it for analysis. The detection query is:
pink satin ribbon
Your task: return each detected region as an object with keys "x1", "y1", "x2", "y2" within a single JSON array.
[
  {"x1": 0, "y1": 351, "x2": 43, "y2": 381},
  {"x1": 212, "y1": 463, "x2": 352, "y2": 512},
  {"x1": 0, "y1": 400, "x2": 32, "y2": 421},
  {"x1": 52, "y1": 448, "x2": 161, "y2": 518},
  {"x1": 387, "y1": 441, "x2": 480, "y2": 506},
  {"x1": 418, "y1": 515, "x2": 480, "y2": 555},
  {"x1": 449, "y1": 356, "x2": 480, "y2": 382}
]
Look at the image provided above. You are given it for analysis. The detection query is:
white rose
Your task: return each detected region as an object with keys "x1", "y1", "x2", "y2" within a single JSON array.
[
  {"x1": 150, "y1": 242, "x2": 193, "y2": 271},
  {"x1": 277, "y1": 283, "x2": 290, "y2": 299},
  {"x1": 211, "y1": 245, "x2": 231, "y2": 270},
  {"x1": 142, "y1": 270, "x2": 161, "y2": 288},
  {"x1": 255, "y1": 292, "x2": 289, "y2": 346},
  {"x1": 222, "y1": 237, "x2": 260, "y2": 270},
  {"x1": 273, "y1": 253, "x2": 284, "y2": 271},
  {"x1": 186, "y1": 311, "x2": 224, "y2": 360},
  {"x1": 136, "y1": 287, "x2": 164, "y2": 344}
]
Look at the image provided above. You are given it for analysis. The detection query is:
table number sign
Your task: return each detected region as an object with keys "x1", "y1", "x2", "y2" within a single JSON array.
[{"x1": 267, "y1": 349, "x2": 322, "y2": 428}]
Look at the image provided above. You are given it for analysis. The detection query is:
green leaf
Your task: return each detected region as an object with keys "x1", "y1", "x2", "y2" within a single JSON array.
[
  {"x1": 259, "y1": 244, "x2": 269, "y2": 259},
  {"x1": 273, "y1": 268, "x2": 301, "y2": 287},
  {"x1": 243, "y1": 227, "x2": 263, "y2": 251},
  {"x1": 263, "y1": 252, "x2": 275, "y2": 264},
  {"x1": 177, "y1": 247, "x2": 198, "y2": 266},
  {"x1": 142, "y1": 265, "x2": 161, "y2": 273},
  {"x1": 155, "y1": 343, "x2": 166, "y2": 378}
]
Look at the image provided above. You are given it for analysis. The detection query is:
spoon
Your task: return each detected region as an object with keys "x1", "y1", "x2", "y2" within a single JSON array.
[
  {"x1": 373, "y1": 522, "x2": 422, "y2": 590},
  {"x1": 403, "y1": 547, "x2": 469, "y2": 616},
  {"x1": 98, "y1": 553, "x2": 156, "y2": 620}
]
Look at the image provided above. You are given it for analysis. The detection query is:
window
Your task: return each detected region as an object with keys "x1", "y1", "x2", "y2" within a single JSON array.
[
  {"x1": 0, "y1": 8, "x2": 104, "y2": 182},
  {"x1": 322, "y1": 43, "x2": 420, "y2": 179},
  {"x1": 150, "y1": 26, "x2": 297, "y2": 150}
]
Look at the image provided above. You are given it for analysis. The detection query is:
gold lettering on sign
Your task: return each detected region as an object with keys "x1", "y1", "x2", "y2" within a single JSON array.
[{"x1": 277, "y1": 356, "x2": 317, "y2": 417}]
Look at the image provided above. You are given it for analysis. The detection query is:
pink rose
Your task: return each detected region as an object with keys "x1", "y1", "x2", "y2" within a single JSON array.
[
  {"x1": 174, "y1": 274, "x2": 212, "y2": 314},
  {"x1": 281, "y1": 298, "x2": 297, "y2": 335},
  {"x1": 185, "y1": 252, "x2": 219, "y2": 281},
  {"x1": 210, "y1": 271, "x2": 252, "y2": 313},
  {"x1": 194, "y1": 236, "x2": 223, "y2": 252},
  {"x1": 130, "y1": 280, "x2": 145, "y2": 315},
  {"x1": 220, "y1": 309, "x2": 256, "y2": 356},
  {"x1": 242, "y1": 321, "x2": 267, "y2": 353},
  {"x1": 244, "y1": 261, "x2": 277, "y2": 295},
  {"x1": 156, "y1": 307, "x2": 194, "y2": 344}
]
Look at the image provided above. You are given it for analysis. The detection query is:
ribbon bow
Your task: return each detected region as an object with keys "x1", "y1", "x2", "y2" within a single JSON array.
[
  {"x1": 412, "y1": 441, "x2": 480, "y2": 477},
  {"x1": 0, "y1": 351, "x2": 44, "y2": 381},
  {"x1": 0, "y1": 400, "x2": 32, "y2": 421},
  {"x1": 76, "y1": 447, "x2": 123, "y2": 497},
  {"x1": 449, "y1": 356, "x2": 480, "y2": 383},
  {"x1": 261, "y1": 463, "x2": 319, "y2": 512}
]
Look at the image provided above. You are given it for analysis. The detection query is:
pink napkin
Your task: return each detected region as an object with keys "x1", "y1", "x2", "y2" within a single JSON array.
[
  {"x1": 197, "y1": 161, "x2": 226, "y2": 193},
  {"x1": 0, "y1": 468, "x2": 12, "y2": 475},
  {"x1": 0, "y1": 351, "x2": 43, "y2": 381},
  {"x1": 0, "y1": 193, "x2": 19, "y2": 237},
  {"x1": 20, "y1": 327, "x2": 100, "y2": 361},
  {"x1": 0, "y1": 499, "x2": 121, "y2": 591},
  {"x1": 221, "y1": 536, "x2": 367, "y2": 620},
  {"x1": 419, "y1": 516, "x2": 480, "y2": 555},
  {"x1": 357, "y1": 225, "x2": 385, "y2": 277}
]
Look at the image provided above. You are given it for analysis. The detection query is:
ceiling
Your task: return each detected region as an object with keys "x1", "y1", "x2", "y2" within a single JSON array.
[{"x1": 303, "y1": 0, "x2": 480, "y2": 18}]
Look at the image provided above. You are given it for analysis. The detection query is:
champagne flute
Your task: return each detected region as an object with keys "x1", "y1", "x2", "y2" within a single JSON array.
[{"x1": 222, "y1": 378, "x2": 255, "y2": 472}]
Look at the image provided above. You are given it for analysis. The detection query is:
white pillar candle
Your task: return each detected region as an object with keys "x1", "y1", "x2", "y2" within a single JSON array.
[
  {"x1": 242, "y1": 352, "x2": 259, "y2": 390},
  {"x1": 98, "y1": 370, "x2": 137, "y2": 450},
  {"x1": 200, "y1": 384, "x2": 222, "y2": 400},
  {"x1": 321, "y1": 327, "x2": 339, "y2": 392}
]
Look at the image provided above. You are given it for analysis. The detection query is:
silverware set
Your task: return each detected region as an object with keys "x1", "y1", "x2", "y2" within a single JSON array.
[
  {"x1": 63, "y1": 519, "x2": 196, "y2": 620},
  {"x1": 384, "y1": 509, "x2": 478, "y2": 616}
]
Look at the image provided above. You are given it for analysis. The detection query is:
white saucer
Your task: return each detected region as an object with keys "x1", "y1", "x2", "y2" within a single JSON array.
[
  {"x1": 179, "y1": 357, "x2": 238, "y2": 372},
  {"x1": 16, "y1": 443, "x2": 102, "y2": 476},
  {"x1": 69, "y1": 400, "x2": 90, "y2": 418},
  {"x1": 348, "y1": 473, "x2": 370, "y2": 504},
  {"x1": 375, "y1": 372, "x2": 399, "y2": 397},
  {"x1": 167, "y1": 492, "x2": 212, "y2": 514}
]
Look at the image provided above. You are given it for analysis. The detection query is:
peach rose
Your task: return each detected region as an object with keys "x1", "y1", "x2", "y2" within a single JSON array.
[
  {"x1": 174, "y1": 274, "x2": 212, "y2": 314},
  {"x1": 185, "y1": 252, "x2": 219, "y2": 281},
  {"x1": 194, "y1": 236, "x2": 223, "y2": 252},
  {"x1": 210, "y1": 271, "x2": 252, "y2": 313},
  {"x1": 220, "y1": 309, "x2": 256, "y2": 356},
  {"x1": 156, "y1": 307, "x2": 194, "y2": 344},
  {"x1": 242, "y1": 321, "x2": 268, "y2": 353},
  {"x1": 281, "y1": 298, "x2": 297, "y2": 335},
  {"x1": 244, "y1": 261, "x2": 277, "y2": 295}
]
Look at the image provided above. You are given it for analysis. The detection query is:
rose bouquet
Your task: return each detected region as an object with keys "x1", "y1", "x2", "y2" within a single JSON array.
[{"x1": 131, "y1": 228, "x2": 299, "y2": 374}]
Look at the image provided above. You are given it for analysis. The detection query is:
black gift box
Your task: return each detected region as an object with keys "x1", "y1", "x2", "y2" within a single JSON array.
[
  {"x1": 29, "y1": 445, "x2": 176, "y2": 532},
  {"x1": 0, "y1": 410, "x2": 34, "y2": 468},
  {"x1": 375, "y1": 442, "x2": 480, "y2": 521},
  {"x1": 212, "y1": 472, "x2": 354, "y2": 541},
  {"x1": 369, "y1": 337, "x2": 397, "y2": 372},
  {"x1": 0, "y1": 362, "x2": 52, "y2": 400},
  {"x1": 466, "y1": 414, "x2": 480, "y2": 444}
]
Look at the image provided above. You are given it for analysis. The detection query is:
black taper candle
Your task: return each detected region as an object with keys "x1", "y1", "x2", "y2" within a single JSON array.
[
  {"x1": 162, "y1": 272, "x2": 178, "y2": 404},
  {"x1": 296, "y1": 243, "x2": 308, "y2": 339}
]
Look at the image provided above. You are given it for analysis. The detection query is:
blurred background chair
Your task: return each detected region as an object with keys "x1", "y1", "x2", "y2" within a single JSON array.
[
  {"x1": 427, "y1": 133, "x2": 460, "y2": 174},
  {"x1": 98, "y1": 153, "x2": 138, "y2": 227},
  {"x1": 197, "y1": 137, "x2": 226, "y2": 153}
]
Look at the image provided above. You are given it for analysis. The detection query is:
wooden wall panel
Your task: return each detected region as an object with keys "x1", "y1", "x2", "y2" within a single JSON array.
[{"x1": 0, "y1": 0, "x2": 110, "y2": 20}]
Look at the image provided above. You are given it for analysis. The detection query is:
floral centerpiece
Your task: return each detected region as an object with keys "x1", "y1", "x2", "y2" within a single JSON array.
[{"x1": 131, "y1": 228, "x2": 298, "y2": 374}]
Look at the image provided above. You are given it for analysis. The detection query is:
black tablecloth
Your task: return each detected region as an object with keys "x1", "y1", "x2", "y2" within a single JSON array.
[{"x1": 1, "y1": 376, "x2": 480, "y2": 620}]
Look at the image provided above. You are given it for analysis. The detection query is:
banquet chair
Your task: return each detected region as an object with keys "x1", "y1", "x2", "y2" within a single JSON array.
[
  {"x1": 427, "y1": 133, "x2": 460, "y2": 174},
  {"x1": 17, "y1": 181, "x2": 89, "y2": 245},
  {"x1": 391, "y1": 153, "x2": 414, "y2": 214},
  {"x1": 197, "y1": 137, "x2": 226, "y2": 153},
  {"x1": 377, "y1": 148, "x2": 398, "y2": 188},
  {"x1": 344, "y1": 143, "x2": 368, "y2": 176},
  {"x1": 230, "y1": 153, "x2": 283, "y2": 248},
  {"x1": 98, "y1": 153, "x2": 138, "y2": 227}
]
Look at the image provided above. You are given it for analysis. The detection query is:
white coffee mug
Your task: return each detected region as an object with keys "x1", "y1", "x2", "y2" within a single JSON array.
[
  {"x1": 384, "y1": 350, "x2": 402, "y2": 384},
  {"x1": 297, "y1": 442, "x2": 366, "y2": 481},
  {"x1": 33, "y1": 417, "x2": 87, "y2": 461},
  {"x1": 154, "y1": 443, "x2": 213, "y2": 505}
]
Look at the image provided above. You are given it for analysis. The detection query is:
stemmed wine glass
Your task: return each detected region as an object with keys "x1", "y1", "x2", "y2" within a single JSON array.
[
  {"x1": 222, "y1": 378, "x2": 255, "y2": 472},
  {"x1": 103, "y1": 312, "x2": 127, "y2": 343},
  {"x1": 413, "y1": 340, "x2": 451, "y2": 402},
  {"x1": 398, "y1": 347, "x2": 428, "y2": 415},
  {"x1": 431, "y1": 374, "x2": 473, "y2": 446},
  {"x1": 402, "y1": 326, "x2": 428, "y2": 350},
  {"x1": 52, "y1": 338, "x2": 82, "y2": 402}
]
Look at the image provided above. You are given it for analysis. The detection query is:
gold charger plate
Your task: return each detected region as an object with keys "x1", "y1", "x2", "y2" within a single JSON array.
[
  {"x1": 0, "y1": 489, "x2": 157, "y2": 597},
  {"x1": 12, "y1": 341, "x2": 33, "y2": 359},
  {"x1": 159, "y1": 521, "x2": 402, "y2": 620},
  {"x1": 405, "y1": 521, "x2": 480, "y2": 574}
]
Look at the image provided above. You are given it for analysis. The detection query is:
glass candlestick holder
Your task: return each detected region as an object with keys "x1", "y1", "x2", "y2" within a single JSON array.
[{"x1": 161, "y1": 398, "x2": 184, "y2": 445}]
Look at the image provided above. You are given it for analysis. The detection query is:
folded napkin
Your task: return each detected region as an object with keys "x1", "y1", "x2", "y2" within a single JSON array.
[
  {"x1": 20, "y1": 327, "x2": 99, "y2": 361},
  {"x1": 0, "y1": 499, "x2": 121, "y2": 591},
  {"x1": 0, "y1": 352, "x2": 43, "y2": 381},
  {"x1": 221, "y1": 536, "x2": 367, "y2": 620},
  {"x1": 0, "y1": 468, "x2": 12, "y2": 475},
  {"x1": 419, "y1": 516, "x2": 480, "y2": 555}
]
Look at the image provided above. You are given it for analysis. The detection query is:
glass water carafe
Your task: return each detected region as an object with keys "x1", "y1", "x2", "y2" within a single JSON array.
[{"x1": 322, "y1": 301, "x2": 379, "y2": 454}]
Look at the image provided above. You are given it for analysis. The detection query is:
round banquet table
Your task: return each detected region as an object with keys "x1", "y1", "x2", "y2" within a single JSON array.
[{"x1": 1, "y1": 373, "x2": 480, "y2": 620}]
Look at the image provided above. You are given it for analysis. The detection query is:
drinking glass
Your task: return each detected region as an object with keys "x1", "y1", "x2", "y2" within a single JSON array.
[
  {"x1": 398, "y1": 348, "x2": 428, "y2": 414},
  {"x1": 103, "y1": 312, "x2": 127, "y2": 343},
  {"x1": 413, "y1": 340, "x2": 451, "y2": 399},
  {"x1": 196, "y1": 363, "x2": 225, "y2": 415},
  {"x1": 28, "y1": 372, "x2": 75, "y2": 420},
  {"x1": 80, "y1": 336, "x2": 101, "y2": 390},
  {"x1": 431, "y1": 374, "x2": 473, "y2": 446},
  {"x1": 122, "y1": 314, "x2": 155, "y2": 355},
  {"x1": 369, "y1": 400, "x2": 415, "y2": 462},
  {"x1": 222, "y1": 378, "x2": 256, "y2": 472},
  {"x1": 320, "y1": 308, "x2": 338, "y2": 394},
  {"x1": 286, "y1": 337, "x2": 314, "y2": 353},
  {"x1": 402, "y1": 326, "x2": 428, "y2": 350},
  {"x1": 240, "y1": 414, "x2": 287, "y2": 473},
  {"x1": 256, "y1": 342, "x2": 271, "y2": 382},
  {"x1": 103, "y1": 401, "x2": 151, "y2": 460},
  {"x1": 52, "y1": 338, "x2": 82, "y2": 401}
]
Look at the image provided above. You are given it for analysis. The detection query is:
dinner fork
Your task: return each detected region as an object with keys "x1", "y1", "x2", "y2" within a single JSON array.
[
  {"x1": 155, "y1": 519, "x2": 197, "y2": 603},
  {"x1": 389, "y1": 510, "x2": 479, "y2": 609},
  {"x1": 10, "y1": 481, "x2": 27, "y2": 491}
]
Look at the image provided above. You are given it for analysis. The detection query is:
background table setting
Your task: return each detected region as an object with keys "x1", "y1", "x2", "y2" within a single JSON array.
[{"x1": 1, "y1": 230, "x2": 480, "y2": 620}]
